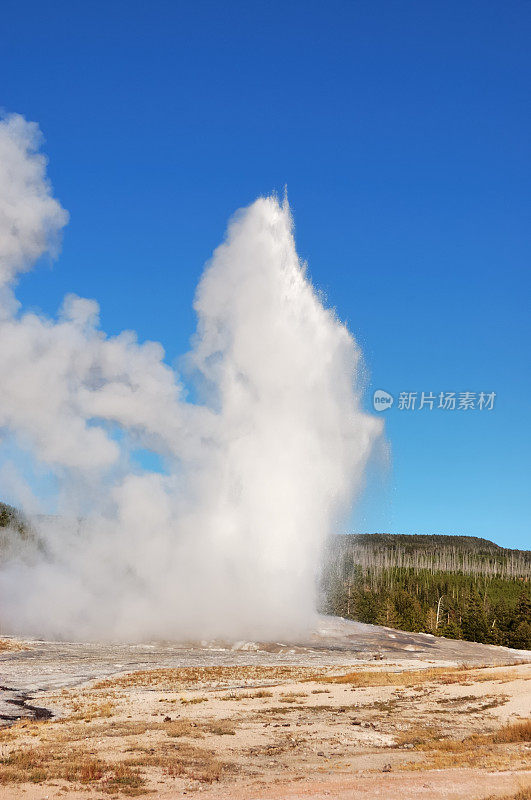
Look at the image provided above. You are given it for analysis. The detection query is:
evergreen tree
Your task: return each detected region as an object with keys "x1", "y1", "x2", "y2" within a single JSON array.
[
  {"x1": 425, "y1": 607, "x2": 437, "y2": 633},
  {"x1": 439, "y1": 617, "x2": 463, "y2": 640},
  {"x1": 508, "y1": 589, "x2": 531, "y2": 649},
  {"x1": 394, "y1": 590, "x2": 424, "y2": 632},
  {"x1": 460, "y1": 590, "x2": 490, "y2": 643},
  {"x1": 353, "y1": 591, "x2": 378, "y2": 625},
  {"x1": 377, "y1": 597, "x2": 400, "y2": 628}
]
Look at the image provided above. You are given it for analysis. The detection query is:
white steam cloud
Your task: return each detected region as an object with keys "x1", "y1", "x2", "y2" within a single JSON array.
[
  {"x1": 0, "y1": 115, "x2": 68, "y2": 293},
  {"x1": 0, "y1": 114, "x2": 381, "y2": 641}
]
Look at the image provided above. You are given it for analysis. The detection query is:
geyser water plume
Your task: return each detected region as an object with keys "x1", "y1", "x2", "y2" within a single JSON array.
[{"x1": 0, "y1": 113, "x2": 382, "y2": 641}]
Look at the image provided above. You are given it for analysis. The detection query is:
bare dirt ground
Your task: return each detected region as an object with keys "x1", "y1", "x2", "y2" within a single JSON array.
[{"x1": 0, "y1": 617, "x2": 529, "y2": 799}]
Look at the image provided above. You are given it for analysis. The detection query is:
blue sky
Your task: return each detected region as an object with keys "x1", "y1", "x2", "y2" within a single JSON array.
[{"x1": 2, "y1": 0, "x2": 530, "y2": 548}]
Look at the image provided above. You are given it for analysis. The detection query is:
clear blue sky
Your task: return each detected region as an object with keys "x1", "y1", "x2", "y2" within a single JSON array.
[{"x1": 2, "y1": 0, "x2": 530, "y2": 549}]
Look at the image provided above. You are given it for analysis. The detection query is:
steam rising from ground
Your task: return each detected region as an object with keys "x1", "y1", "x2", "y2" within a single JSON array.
[{"x1": 0, "y1": 114, "x2": 381, "y2": 641}]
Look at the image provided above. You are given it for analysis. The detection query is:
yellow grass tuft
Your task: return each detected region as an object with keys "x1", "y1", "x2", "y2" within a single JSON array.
[
  {"x1": 65, "y1": 699, "x2": 116, "y2": 721},
  {"x1": 493, "y1": 719, "x2": 531, "y2": 743},
  {"x1": 0, "y1": 639, "x2": 28, "y2": 651},
  {"x1": 165, "y1": 719, "x2": 204, "y2": 738},
  {"x1": 181, "y1": 695, "x2": 208, "y2": 705}
]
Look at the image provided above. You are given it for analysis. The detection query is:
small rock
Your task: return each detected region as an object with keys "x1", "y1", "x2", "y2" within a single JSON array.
[
  {"x1": 382, "y1": 763, "x2": 392, "y2": 772},
  {"x1": 163, "y1": 716, "x2": 171, "y2": 722}
]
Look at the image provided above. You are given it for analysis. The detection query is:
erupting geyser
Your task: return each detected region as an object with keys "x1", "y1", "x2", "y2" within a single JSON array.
[{"x1": 0, "y1": 114, "x2": 381, "y2": 641}]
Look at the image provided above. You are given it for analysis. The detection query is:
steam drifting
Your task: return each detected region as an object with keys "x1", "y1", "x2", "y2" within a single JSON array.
[{"x1": 0, "y1": 114, "x2": 381, "y2": 641}]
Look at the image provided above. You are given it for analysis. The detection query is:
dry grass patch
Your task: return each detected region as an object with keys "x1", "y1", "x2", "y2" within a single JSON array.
[
  {"x1": 481, "y1": 787, "x2": 531, "y2": 800},
  {"x1": 318, "y1": 665, "x2": 526, "y2": 689},
  {"x1": 472, "y1": 695, "x2": 510, "y2": 712},
  {"x1": 436, "y1": 694, "x2": 510, "y2": 713},
  {"x1": 396, "y1": 718, "x2": 531, "y2": 752},
  {"x1": 0, "y1": 713, "x2": 235, "y2": 792},
  {"x1": 93, "y1": 665, "x2": 322, "y2": 691},
  {"x1": 396, "y1": 717, "x2": 531, "y2": 773},
  {"x1": 493, "y1": 718, "x2": 531, "y2": 743},
  {"x1": 419, "y1": 748, "x2": 528, "y2": 772},
  {"x1": 280, "y1": 691, "x2": 308, "y2": 703},
  {"x1": 126, "y1": 740, "x2": 228, "y2": 783},
  {"x1": 0, "y1": 746, "x2": 144, "y2": 794},
  {"x1": 259, "y1": 705, "x2": 301, "y2": 715},
  {"x1": 166, "y1": 719, "x2": 204, "y2": 738},
  {"x1": 204, "y1": 720, "x2": 236, "y2": 736},
  {"x1": 181, "y1": 695, "x2": 208, "y2": 705},
  {"x1": 63, "y1": 698, "x2": 116, "y2": 721},
  {"x1": 394, "y1": 725, "x2": 443, "y2": 747},
  {"x1": 101, "y1": 762, "x2": 145, "y2": 794},
  {"x1": 220, "y1": 691, "x2": 252, "y2": 701},
  {"x1": 438, "y1": 694, "x2": 481, "y2": 705},
  {"x1": 67, "y1": 719, "x2": 162, "y2": 739},
  {"x1": 364, "y1": 698, "x2": 401, "y2": 713},
  {"x1": 0, "y1": 639, "x2": 28, "y2": 651},
  {"x1": 166, "y1": 717, "x2": 236, "y2": 738}
]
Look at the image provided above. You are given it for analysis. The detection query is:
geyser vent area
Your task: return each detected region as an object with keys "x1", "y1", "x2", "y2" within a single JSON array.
[{"x1": 0, "y1": 113, "x2": 382, "y2": 642}]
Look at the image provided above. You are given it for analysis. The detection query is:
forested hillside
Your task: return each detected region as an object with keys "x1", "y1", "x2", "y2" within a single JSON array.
[{"x1": 322, "y1": 534, "x2": 531, "y2": 649}]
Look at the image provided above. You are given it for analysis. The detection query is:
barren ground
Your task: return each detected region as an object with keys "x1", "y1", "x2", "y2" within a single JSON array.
[{"x1": 0, "y1": 617, "x2": 529, "y2": 800}]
